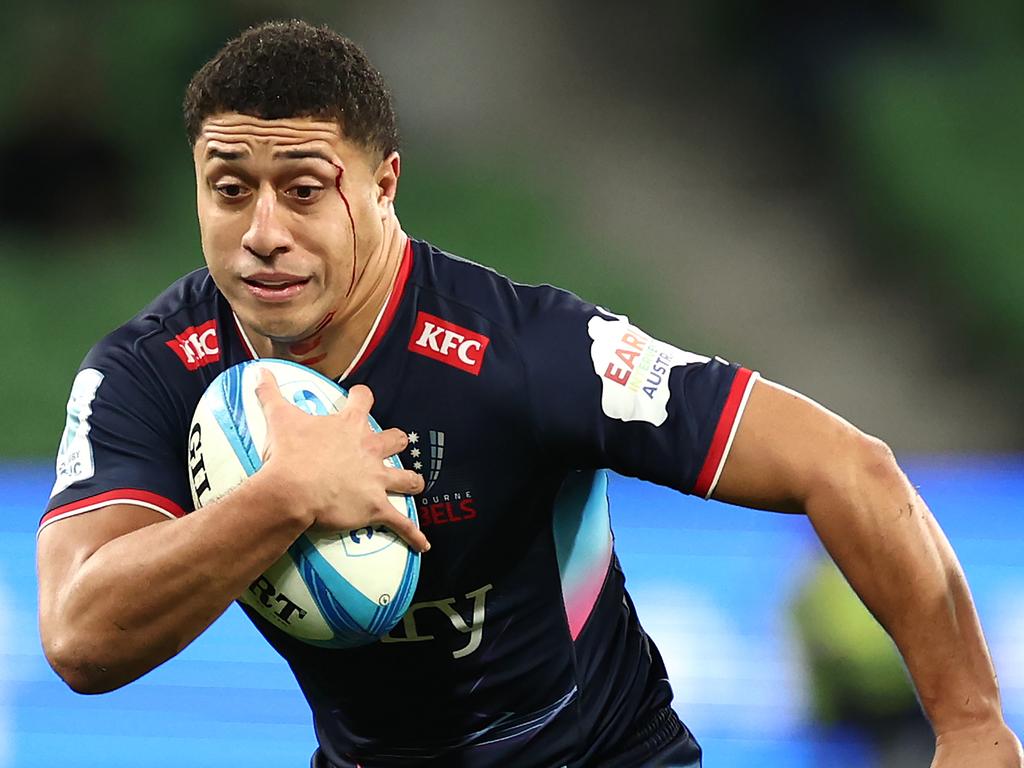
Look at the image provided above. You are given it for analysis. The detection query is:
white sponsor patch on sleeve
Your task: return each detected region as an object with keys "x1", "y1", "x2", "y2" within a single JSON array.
[
  {"x1": 588, "y1": 314, "x2": 707, "y2": 426},
  {"x1": 51, "y1": 368, "x2": 105, "y2": 497}
]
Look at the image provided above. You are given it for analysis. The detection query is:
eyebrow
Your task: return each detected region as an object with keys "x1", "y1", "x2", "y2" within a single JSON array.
[
  {"x1": 273, "y1": 149, "x2": 333, "y2": 163},
  {"x1": 204, "y1": 147, "x2": 333, "y2": 163},
  {"x1": 206, "y1": 148, "x2": 246, "y2": 161}
]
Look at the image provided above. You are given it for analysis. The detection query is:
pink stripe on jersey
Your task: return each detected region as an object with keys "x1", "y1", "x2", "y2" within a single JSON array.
[
  {"x1": 563, "y1": 550, "x2": 613, "y2": 641},
  {"x1": 553, "y1": 470, "x2": 613, "y2": 641}
]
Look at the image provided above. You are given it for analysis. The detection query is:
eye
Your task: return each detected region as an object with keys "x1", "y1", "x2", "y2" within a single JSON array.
[
  {"x1": 214, "y1": 182, "x2": 249, "y2": 200},
  {"x1": 287, "y1": 184, "x2": 324, "y2": 202}
]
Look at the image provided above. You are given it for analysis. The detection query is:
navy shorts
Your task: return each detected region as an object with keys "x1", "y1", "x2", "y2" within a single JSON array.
[{"x1": 310, "y1": 708, "x2": 702, "y2": 767}]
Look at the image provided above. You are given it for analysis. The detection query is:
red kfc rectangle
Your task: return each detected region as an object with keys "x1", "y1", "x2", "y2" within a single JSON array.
[
  {"x1": 407, "y1": 312, "x2": 489, "y2": 375},
  {"x1": 167, "y1": 319, "x2": 221, "y2": 371}
]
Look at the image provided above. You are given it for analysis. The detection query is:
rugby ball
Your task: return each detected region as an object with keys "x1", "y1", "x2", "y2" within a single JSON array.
[{"x1": 187, "y1": 359, "x2": 419, "y2": 648}]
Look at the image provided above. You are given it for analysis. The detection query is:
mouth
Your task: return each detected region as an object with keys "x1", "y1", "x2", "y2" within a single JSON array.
[{"x1": 241, "y1": 273, "x2": 312, "y2": 302}]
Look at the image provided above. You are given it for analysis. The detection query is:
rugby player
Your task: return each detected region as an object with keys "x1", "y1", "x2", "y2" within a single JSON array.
[{"x1": 36, "y1": 20, "x2": 1022, "y2": 768}]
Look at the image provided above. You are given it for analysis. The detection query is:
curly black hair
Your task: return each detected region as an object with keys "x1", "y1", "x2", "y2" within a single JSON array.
[{"x1": 183, "y1": 20, "x2": 399, "y2": 158}]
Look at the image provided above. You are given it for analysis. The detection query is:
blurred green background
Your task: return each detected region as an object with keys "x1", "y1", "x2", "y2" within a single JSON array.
[{"x1": 3, "y1": 0, "x2": 1023, "y2": 456}]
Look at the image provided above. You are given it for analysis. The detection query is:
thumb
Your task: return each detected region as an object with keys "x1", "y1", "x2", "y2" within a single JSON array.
[{"x1": 254, "y1": 368, "x2": 286, "y2": 419}]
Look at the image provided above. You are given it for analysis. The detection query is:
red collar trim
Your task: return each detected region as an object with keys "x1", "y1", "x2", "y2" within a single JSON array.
[
  {"x1": 229, "y1": 239, "x2": 414, "y2": 373},
  {"x1": 234, "y1": 314, "x2": 257, "y2": 360},
  {"x1": 347, "y1": 238, "x2": 414, "y2": 376}
]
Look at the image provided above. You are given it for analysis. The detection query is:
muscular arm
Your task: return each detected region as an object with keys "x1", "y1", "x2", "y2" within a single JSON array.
[
  {"x1": 37, "y1": 476, "x2": 307, "y2": 694},
  {"x1": 37, "y1": 379, "x2": 425, "y2": 694},
  {"x1": 714, "y1": 378, "x2": 1019, "y2": 762}
]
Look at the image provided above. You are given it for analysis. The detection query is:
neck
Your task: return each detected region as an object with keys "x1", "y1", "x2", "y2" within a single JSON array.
[{"x1": 242, "y1": 216, "x2": 408, "y2": 379}]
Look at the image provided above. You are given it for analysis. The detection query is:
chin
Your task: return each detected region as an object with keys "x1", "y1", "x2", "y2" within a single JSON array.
[{"x1": 239, "y1": 308, "x2": 317, "y2": 344}]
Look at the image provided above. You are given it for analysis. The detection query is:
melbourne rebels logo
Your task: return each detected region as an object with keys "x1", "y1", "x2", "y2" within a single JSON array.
[
  {"x1": 403, "y1": 429, "x2": 444, "y2": 493},
  {"x1": 400, "y1": 429, "x2": 477, "y2": 528}
]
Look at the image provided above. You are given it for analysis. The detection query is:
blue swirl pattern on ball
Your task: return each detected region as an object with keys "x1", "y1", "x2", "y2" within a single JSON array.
[{"x1": 198, "y1": 359, "x2": 421, "y2": 649}]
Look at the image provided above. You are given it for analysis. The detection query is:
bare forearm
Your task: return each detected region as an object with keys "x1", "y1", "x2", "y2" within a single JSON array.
[
  {"x1": 804, "y1": 448, "x2": 1001, "y2": 735},
  {"x1": 713, "y1": 379, "x2": 1018, "y2": 763},
  {"x1": 49, "y1": 474, "x2": 308, "y2": 692}
]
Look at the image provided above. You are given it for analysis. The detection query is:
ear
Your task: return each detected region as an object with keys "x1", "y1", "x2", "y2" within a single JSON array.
[{"x1": 374, "y1": 151, "x2": 401, "y2": 219}]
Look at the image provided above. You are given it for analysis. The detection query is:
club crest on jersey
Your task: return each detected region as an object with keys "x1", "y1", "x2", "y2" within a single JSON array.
[
  {"x1": 408, "y1": 311, "x2": 489, "y2": 375},
  {"x1": 402, "y1": 429, "x2": 445, "y2": 492},
  {"x1": 167, "y1": 319, "x2": 221, "y2": 371},
  {"x1": 588, "y1": 312, "x2": 707, "y2": 426},
  {"x1": 401, "y1": 429, "x2": 477, "y2": 528}
]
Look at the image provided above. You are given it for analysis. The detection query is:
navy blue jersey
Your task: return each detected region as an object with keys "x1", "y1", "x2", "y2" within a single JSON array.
[{"x1": 43, "y1": 239, "x2": 757, "y2": 767}]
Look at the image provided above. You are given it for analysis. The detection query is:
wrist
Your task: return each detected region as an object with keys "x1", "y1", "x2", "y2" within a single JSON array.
[
  {"x1": 934, "y1": 717, "x2": 1021, "y2": 759},
  {"x1": 249, "y1": 462, "x2": 315, "y2": 530},
  {"x1": 930, "y1": 698, "x2": 1005, "y2": 740}
]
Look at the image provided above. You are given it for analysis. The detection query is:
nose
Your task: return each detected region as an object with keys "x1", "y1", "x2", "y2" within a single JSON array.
[{"x1": 241, "y1": 185, "x2": 293, "y2": 260}]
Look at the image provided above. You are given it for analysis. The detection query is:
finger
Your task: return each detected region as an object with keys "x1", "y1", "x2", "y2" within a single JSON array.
[
  {"x1": 344, "y1": 384, "x2": 374, "y2": 415},
  {"x1": 380, "y1": 506, "x2": 430, "y2": 553},
  {"x1": 254, "y1": 368, "x2": 286, "y2": 416},
  {"x1": 384, "y1": 467, "x2": 425, "y2": 495},
  {"x1": 370, "y1": 428, "x2": 409, "y2": 458}
]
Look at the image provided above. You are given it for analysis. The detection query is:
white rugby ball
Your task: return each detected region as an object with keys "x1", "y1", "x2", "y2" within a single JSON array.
[{"x1": 187, "y1": 358, "x2": 420, "y2": 648}]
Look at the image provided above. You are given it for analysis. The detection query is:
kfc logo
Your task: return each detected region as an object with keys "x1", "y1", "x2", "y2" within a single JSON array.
[
  {"x1": 167, "y1": 320, "x2": 221, "y2": 371},
  {"x1": 408, "y1": 312, "x2": 489, "y2": 375}
]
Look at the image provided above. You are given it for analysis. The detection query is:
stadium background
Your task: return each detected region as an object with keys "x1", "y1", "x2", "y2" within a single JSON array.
[{"x1": 1, "y1": 2, "x2": 1022, "y2": 765}]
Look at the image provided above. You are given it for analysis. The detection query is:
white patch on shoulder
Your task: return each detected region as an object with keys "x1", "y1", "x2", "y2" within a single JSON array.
[
  {"x1": 588, "y1": 315, "x2": 707, "y2": 426},
  {"x1": 51, "y1": 368, "x2": 105, "y2": 497}
]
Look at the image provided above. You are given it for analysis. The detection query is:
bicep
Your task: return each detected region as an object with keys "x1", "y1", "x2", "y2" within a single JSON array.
[
  {"x1": 711, "y1": 378, "x2": 869, "y2": 514},
  {"x1": 37, "y1": 504, "x2": 170, "y2": 634}
]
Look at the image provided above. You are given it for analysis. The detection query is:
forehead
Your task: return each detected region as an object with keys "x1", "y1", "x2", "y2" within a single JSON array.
[{"x1": 196, "y1": 113, "x2": 346, "y2": 159}]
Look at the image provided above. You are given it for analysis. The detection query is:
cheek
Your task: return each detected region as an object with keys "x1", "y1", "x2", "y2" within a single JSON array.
[
  {"x1": 200, "y1": 210, "x2": 246, "y2": 260},
  {"x1": 297, "y1": 209, "x2": 353, "y2": 258}
]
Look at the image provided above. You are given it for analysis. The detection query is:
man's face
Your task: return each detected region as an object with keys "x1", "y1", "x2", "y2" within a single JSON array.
[{"x1": 193, "y1": 114, "x2": 394, "y2": 342}]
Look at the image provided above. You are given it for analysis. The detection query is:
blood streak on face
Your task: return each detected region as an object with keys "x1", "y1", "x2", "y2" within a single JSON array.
[
  {"x1": 290, "y1": 344, "x2": 325, "y2": 368},
  {"x1": 289, "y1": 339, "x2": 327, "y2": 366},
  {"x1": 331, "y1": 162, "x2": 358, "y2": 297},
  {"x1": 287, "y1": 310, "x2": 336, "y2": 366},
  {"x1": 311, "y1": 310, "x2": 336, "y2": 335}
]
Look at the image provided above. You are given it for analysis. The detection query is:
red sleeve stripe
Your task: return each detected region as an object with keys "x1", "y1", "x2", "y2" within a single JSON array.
[
  {"x1": 39, "y1": 489, "x2": 187, "y2": 532},
  {"x1": 692, "y1": 368, "x2": 759, "y2": 500}
]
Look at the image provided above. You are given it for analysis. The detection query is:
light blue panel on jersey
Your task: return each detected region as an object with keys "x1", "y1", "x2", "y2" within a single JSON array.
[{"x1": 551, "y1": 469, "x2": 613, "y2": 640}]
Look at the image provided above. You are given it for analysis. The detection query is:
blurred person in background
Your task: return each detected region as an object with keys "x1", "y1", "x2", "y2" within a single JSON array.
[
  {"x1": 793, "y1": 558, "x2": 935, "y2": 768},
  {"x1": 32, "y1": 19, "x2": 1022, "y2": 768}
]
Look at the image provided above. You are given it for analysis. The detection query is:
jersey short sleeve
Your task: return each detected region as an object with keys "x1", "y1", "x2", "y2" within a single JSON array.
[
  {"x1": 518, "y1": 289, "x2": 758, "y2": 497},
  {"x1": 41, "y1": 341, "x2": 191, "y2": 531}
]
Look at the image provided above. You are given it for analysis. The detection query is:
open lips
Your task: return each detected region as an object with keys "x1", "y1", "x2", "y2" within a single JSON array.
[{"x1": 242, "y1": 272, "x2": 312, "y2": 301}]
